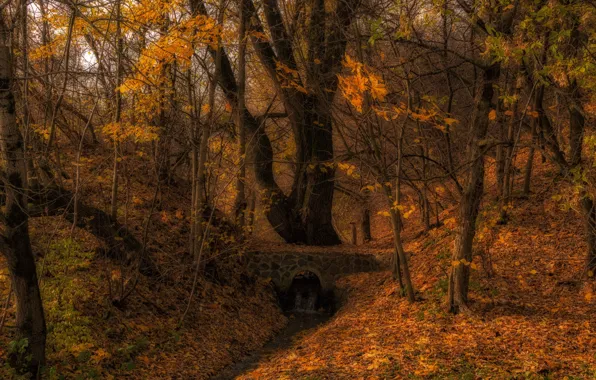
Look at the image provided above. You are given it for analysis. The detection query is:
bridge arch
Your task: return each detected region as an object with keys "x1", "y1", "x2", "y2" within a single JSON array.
[
  {"x1": 245, "y1": 250, "x2": 382, "y2": 293},
  {"x1": 283, "y1": 266, "x2": 331, "y2": 293}
]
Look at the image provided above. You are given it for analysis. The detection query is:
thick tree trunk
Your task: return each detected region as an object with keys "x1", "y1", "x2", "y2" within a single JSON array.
[
  {"x1": 290, "y1": 101, "x2": 340, "y2": 245},
  {"x1": 246, "y1": 0, "x2": 341, "y2": 245},
  {"x1": 0, "y1": 43, "x2": 46, "y2": 374},
  {"x1": 189, "y1": 0, "x2": 349, "y2": 245},
  {"x1": 448, "y1": 63, "x2": 500, "y2": 313}
]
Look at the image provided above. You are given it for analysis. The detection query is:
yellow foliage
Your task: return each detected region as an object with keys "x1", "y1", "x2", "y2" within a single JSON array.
[
  {"x1": 444, "y1": 117, "x2": 458, "y2": 126},
  {"x1": 102, "y1": 122, "x2": 159, "y2": 143},
  {"x1": 338, "y1": 55, "x2": 389, "y2": 112},
  {"x1": 119, "y1": 15, "x2": 219, "y2": 96},
  {"x1": 489, "y1": 109, "x2": 497, "y2": 121}
]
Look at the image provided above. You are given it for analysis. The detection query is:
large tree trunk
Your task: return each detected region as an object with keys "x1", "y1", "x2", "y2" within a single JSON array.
[
  {"x1": 189, "y1": 0, "x2": 354, "y2": 245},
  {"x1": 246, "y1": 0, "x2": 342, "y2": 245},
  {"x1": 448, "y1": 63, "x2": 500, "y2": 313},
  {"x1": 289, "y1": 99, "x2": 340, "y2": 244},
  {"x1": 0, "y1": 42, "x2": 46, "y2": 374}
]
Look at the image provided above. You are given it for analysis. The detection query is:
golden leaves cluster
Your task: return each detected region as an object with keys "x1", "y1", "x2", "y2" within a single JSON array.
[
  {"x1": 102, "y1": 122, "x2": 159, "y2": 143},
  {"x1": 119, "y1": 15, "x2": 220, "y2": 93},
  {"x1": 338, "y1": 55, "x2": 387, "y2": 112}
]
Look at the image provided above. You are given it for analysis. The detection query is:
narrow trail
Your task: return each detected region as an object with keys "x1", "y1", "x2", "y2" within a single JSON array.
[
  {"x1": 211, "y1": 312, "x2": 331, "y2": 380},
  {"x1": 212, "y1": 270, "x2": 335, "y2": 379}
]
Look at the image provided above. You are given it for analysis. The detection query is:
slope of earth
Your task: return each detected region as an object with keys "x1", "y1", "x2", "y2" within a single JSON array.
[
  {"x1": 235, "y1": 158, "x2": 596, "y2": 378},
  {"x1": 0, "y1": 149, "x2": 286, "y2": 379},
  {"x1": 0, "y1": 223, "x2": 286, "y2": 380}
]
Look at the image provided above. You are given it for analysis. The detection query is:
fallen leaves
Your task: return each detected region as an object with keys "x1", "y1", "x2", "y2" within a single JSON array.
[{"x1": 236, "y1": 159, "x2": 596, "y2": 379}]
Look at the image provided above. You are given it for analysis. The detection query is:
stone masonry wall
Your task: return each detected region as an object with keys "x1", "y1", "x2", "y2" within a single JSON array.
[{"x1": 245, "y1": 251, "x2": 382, "y2": 291}]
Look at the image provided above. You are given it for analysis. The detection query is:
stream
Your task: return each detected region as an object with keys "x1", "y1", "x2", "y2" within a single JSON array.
[{"x1": 211, "y1": 271, "x2": 334, "y2": 380}]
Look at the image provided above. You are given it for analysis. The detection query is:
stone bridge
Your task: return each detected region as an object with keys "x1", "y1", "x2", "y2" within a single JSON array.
[{"x1": 245, "y1": 251, "x2": 383, "y2": 292}]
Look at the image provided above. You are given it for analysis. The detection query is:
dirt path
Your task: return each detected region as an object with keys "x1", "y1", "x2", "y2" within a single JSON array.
[{"x1": 211, "y1": 312, "x2": 331, "y2": 380}]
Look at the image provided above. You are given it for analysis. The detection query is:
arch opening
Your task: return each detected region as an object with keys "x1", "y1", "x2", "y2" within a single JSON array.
[{"x1": 279, "y1": 270, "x2": 334, "y2": 313}]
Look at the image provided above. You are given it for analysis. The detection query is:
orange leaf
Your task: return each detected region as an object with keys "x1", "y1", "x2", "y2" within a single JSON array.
[{"x1": 488, "y1": 109, "x2": 497, "y2": 121}]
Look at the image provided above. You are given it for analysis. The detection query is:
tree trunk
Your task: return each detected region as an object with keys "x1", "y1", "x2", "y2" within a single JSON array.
[
  {"x1": 564, "y1": 7, "x2": 593, "y2": 274},
  {"x1": 189, "y1": 0, "x2": 350, "y2": 245},
  {"x1": 448, "y1": 63, "x2": 500, "y2": 314},
  {"x1": 495, "y1": 97, "x2": 506, "y2": 200},
  {"x1": 110, "y1": 0, "x2": 123, "y2": 221},
  {"x1": 45, "y1": 7, "x2": 75, "y2": 155},
  {"x1": 417, "y1": 120, "x2": 430, "y2": 230},
  {"x1": 361, "y1": 206, "x2": 372, "y2": 242},
  {"x1": 0, "y1": 41, "x2": 46, "y2": 375},
  {"x1": 522, "y1": 118, "x2": 537, "y2": 197},
  {"x1": 385, "y1": 125, "x2": 414, "y2": 302},
  {"x1": 188, "y1": 69, "x2": 198, "y2": 259},
  {"x1": 498, "y1": 74, "x2": 522, "y2": 223},
  {"x1": 582, "y1": 197, "x2": 596, "y2": 273},
  {"x1": 290, "y1": 100, "x2": 340, "y2": 245},
  {"x1": 233, "y1": 0, "x2": 248, "y2": 228},
  {"x1": 383, "y1": 183, "x2": 415, "y2": 302},
  {"x1": 194, "y1": 0, "x2": 223, "y2": 260}
]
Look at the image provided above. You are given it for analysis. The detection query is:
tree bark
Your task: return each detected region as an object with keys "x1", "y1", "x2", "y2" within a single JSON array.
[
  {"x1": 361, "y1": 206, "x2": 372, "y2": 242},
  {"x1": 448, "y1": 63, "x2": 500, "y2": 313},
  {"x1": 188, "y1": 0, "x2": 356, "y2": 245},
  {"x1": 393, "y1": 139, "x2": 415, "y2": 301},
  {"x1": 560, "y1": 3, "x2": 594, "y2": 273},
  {"x1": 233, "y1": 0, "x2": 248, "y2": 228},
  {"x1": 0, "y1": 40, "x2": 46, "y2": 374},
  {"x1": 498, "y1": 74, "x2": 522, "y2": 224},
  {"x1": 45, "y1": 7, "x2": 75, "y2": 155},
  {"x1": 522, "y1": 117, "x2": 537, "y2": 197},
  {"x1": 110, "y1": 0, "x2": 123, "y2": 221}
]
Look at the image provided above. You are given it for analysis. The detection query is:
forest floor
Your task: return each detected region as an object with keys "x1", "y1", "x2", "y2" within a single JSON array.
[
  {"x1": 0, "y1": 149, "x2": 288, "y2": 379},
  {"x1": 1, "y1": 153, "x2": 595, "y2": 379},
  {"x1": 230, "y1": 158, "x2": 596, "y2": 379},
  {"x1": 0, "y1": 215, "x2": 287, "y2": 379}
]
